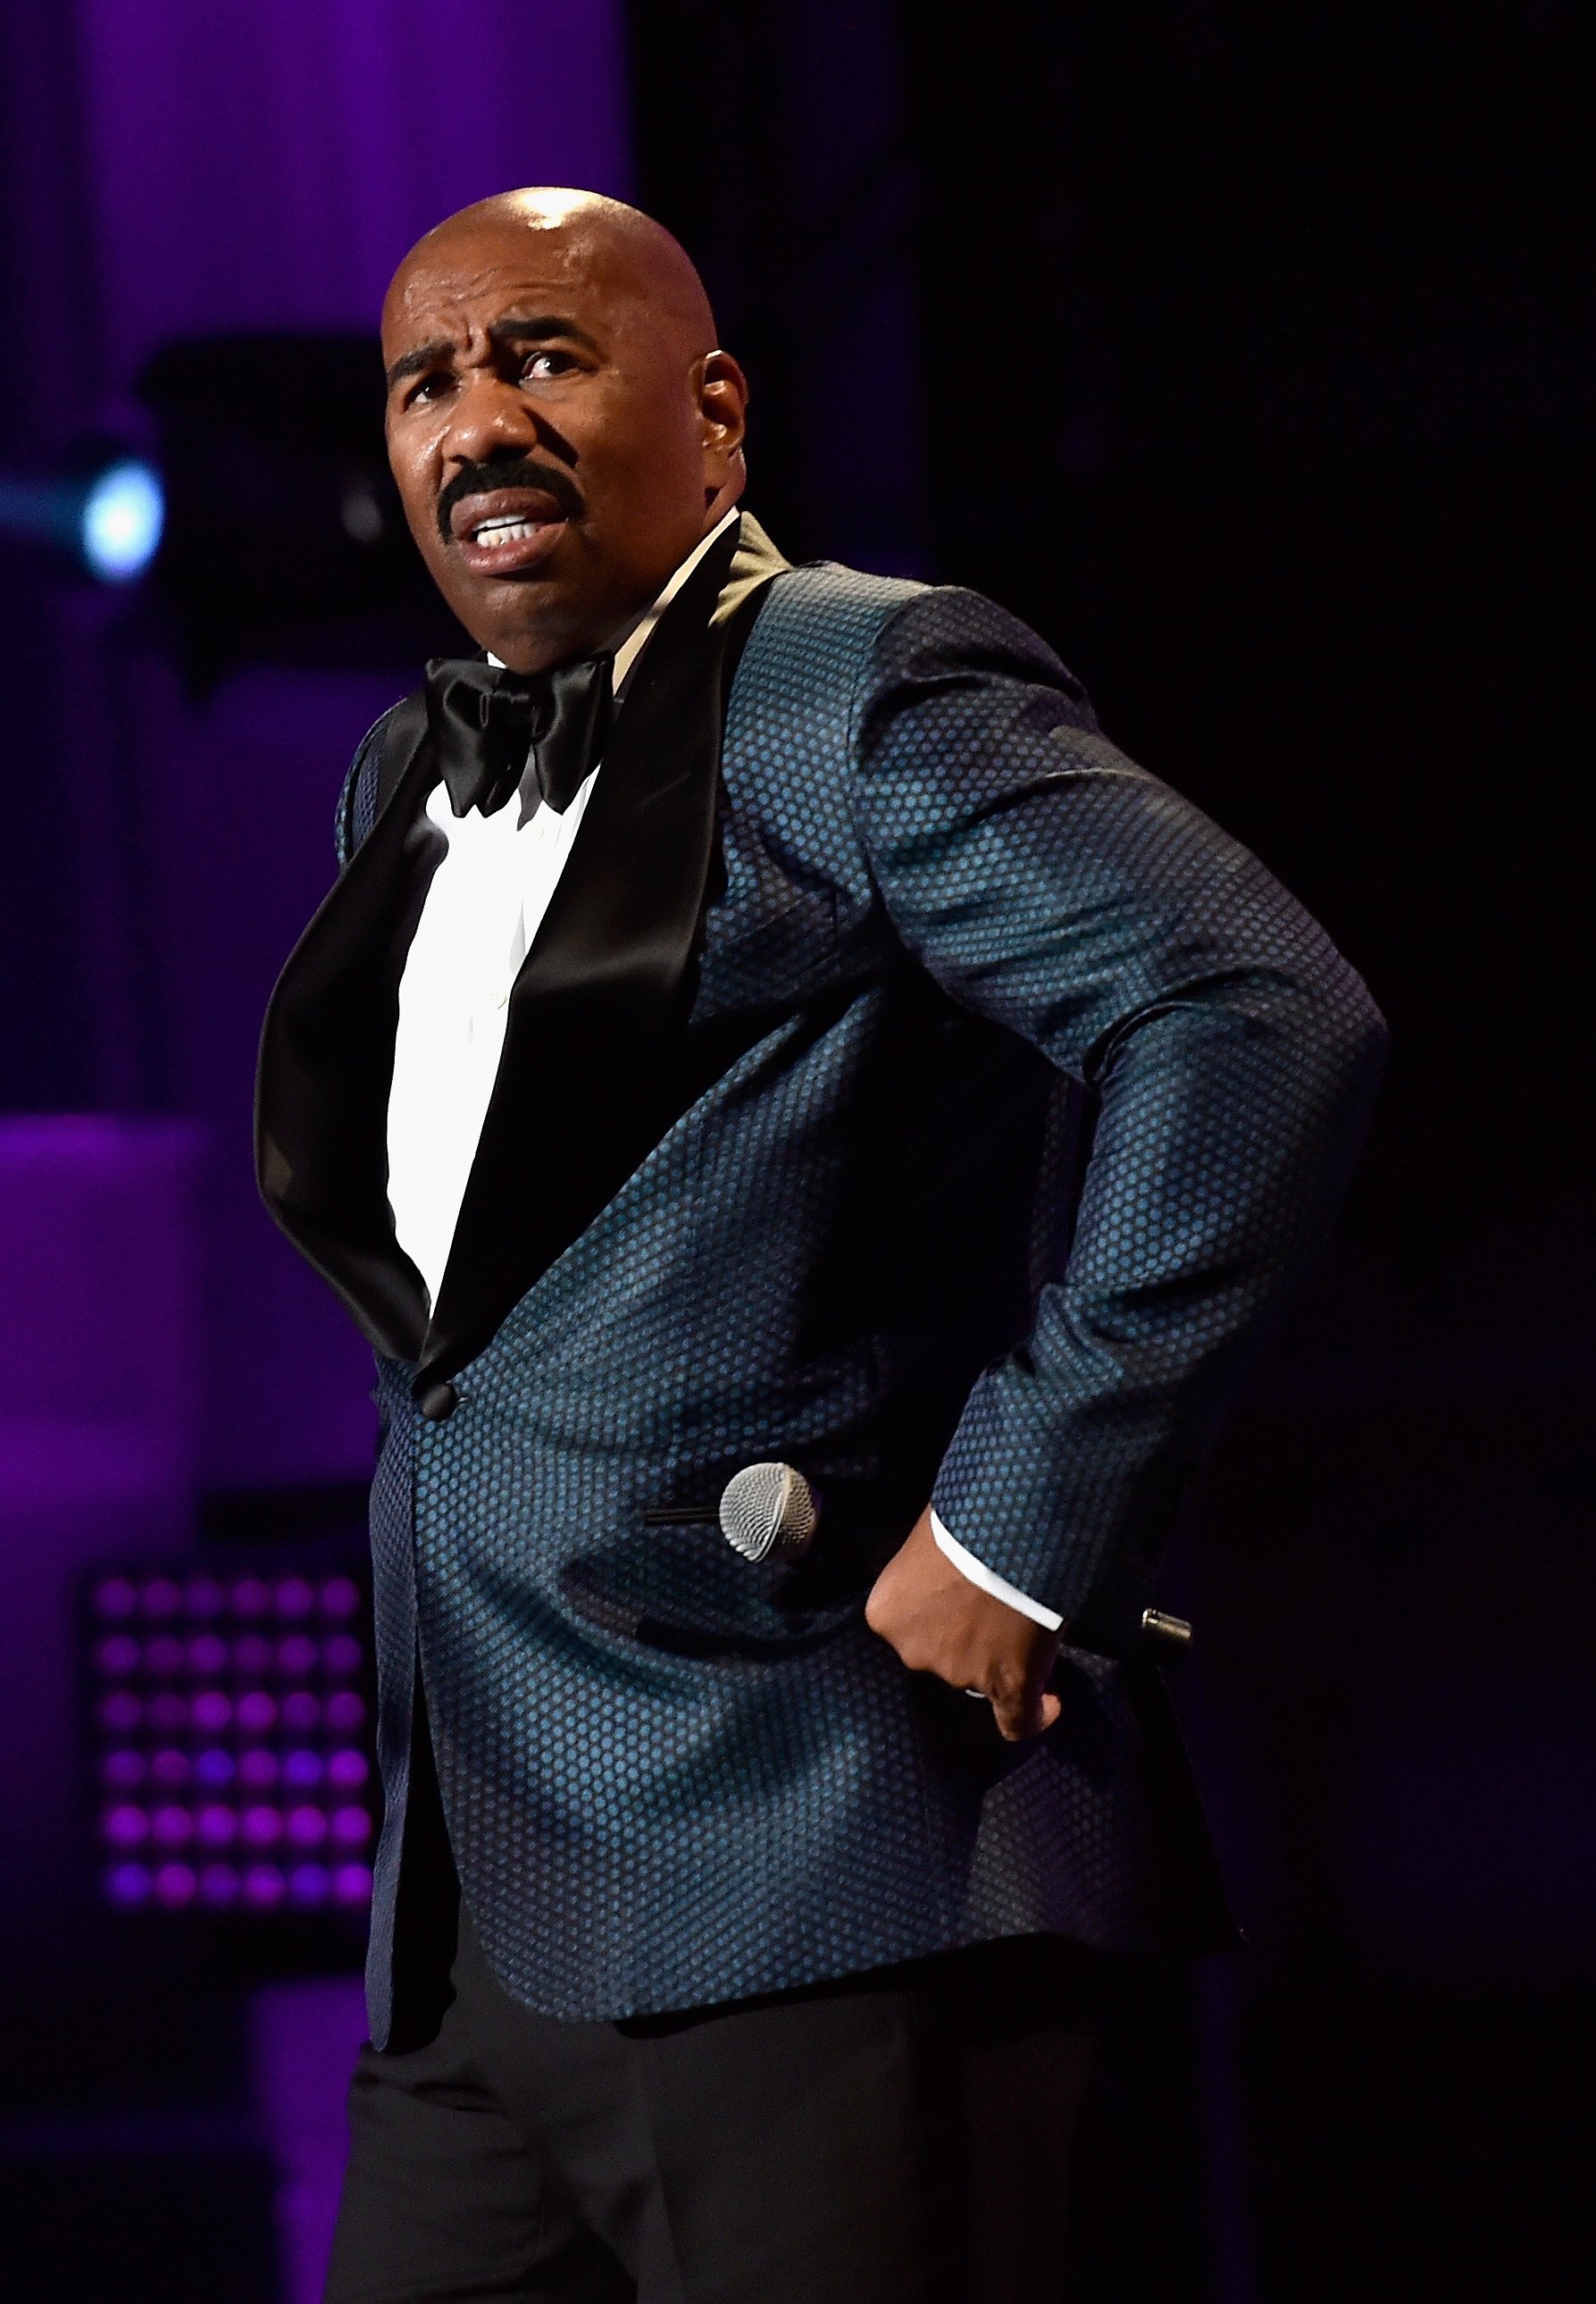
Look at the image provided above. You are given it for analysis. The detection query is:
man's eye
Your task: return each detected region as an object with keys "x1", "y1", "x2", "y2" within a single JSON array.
[
  {"x1": 405, "y1": 373, "x2": 450, "y2": 406},
  {"x1": 520, "y1": 349, "x2": 577, "y2": 381}
]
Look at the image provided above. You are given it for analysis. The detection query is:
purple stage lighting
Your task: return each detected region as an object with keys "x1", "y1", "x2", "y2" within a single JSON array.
[
  {"x1": 154, "y1": 1863, "x2": 198, "y2": 1908},
  {"x1": 105, "y1": 1863, "x2": 154, "y2": 1907},
  {"x1": 81, "y1": 1553, "x2": 377, "y2": 1923},
  {"x1": 199, "y1": 1863, "x2": 242, "y2": 1908}
]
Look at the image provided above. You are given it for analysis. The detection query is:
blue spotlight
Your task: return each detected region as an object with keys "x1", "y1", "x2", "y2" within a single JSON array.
[
  {"x1": 0, "y1": 452, "x2": 164, "y2": 583},
  {"x1": 81, "y1": 458, "x2": 164, "y2": 582}
]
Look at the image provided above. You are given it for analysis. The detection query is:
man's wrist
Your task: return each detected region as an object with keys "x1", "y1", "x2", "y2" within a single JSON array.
[{"x1": 928, "y1": 1510, "x2": 1065, "y2": 1632}]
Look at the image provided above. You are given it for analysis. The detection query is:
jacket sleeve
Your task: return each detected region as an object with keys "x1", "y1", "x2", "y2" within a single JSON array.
[{"x1": 851, "y1": 586, "x2": 1386, "y2": 1638}]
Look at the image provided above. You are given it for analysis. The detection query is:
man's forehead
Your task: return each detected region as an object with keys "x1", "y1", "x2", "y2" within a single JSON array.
[{"x1": 383, "y1": 223, "x2": 626, "y2": 351}]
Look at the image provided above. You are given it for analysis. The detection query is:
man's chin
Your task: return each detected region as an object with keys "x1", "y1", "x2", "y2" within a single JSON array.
[
  {"x1": 430, "y1": 555, "x2": 571, "y2": 664},
  {"x1": 459, "y1": 591, "x2": 598, "y2": 676}
]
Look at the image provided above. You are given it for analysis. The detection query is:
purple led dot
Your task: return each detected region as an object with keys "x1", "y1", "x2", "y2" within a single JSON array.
[
  {"x1": 149, "y1": 1747, "x2": 191, "y2": 1789},
  {"x1": 323, "y1": 1634, "x2": 363, "y2": 1678},
  {"x1": 327, "y1": 1748, "x2": 370, "y2": 1790},
  {"x1": 185, "y1": 1578, "x2": 224, "y2": 1620},
  {"x1": 104, "y1": 1804, "x2": 151, "y2": 1848},
  {"x1": 151, "y1": 1804, "x2": 194, "y2": 1848},
  {"x1": 198, "y1": 1863, "x2": 240, "y2": 1907},
  {"x1": 282, "y1": 1748, "x2": 323, "y2": 1789},
  {"x1": 286, "y1": 1805, "x2": 328, "y2": 1849},
  {"x1": 99, "y1": 1690, "x2": 144, "y2": 1732},
  {"x1": 188, "y1": 1633, "x2": 228, "y2": 1675},
  {"x1": 234, "y1": 1633, "x2": 273, "y2": 1677},
  {"x1": 191, "y1": 1690, "x2": 232, "y2": 1734},
  {"x1": 194, "y1": 1747, "x2": 235, "y2": 1788},
  {"x1": 275, "y1": 1577, "x2": 315, "y2": 1620},
  {"x1": 288, "y1": 1863, "x2": 330, "y2": 1907},
  {"x1": 280, "y1": 1690, "x2": 321, "y2": 1732},
  {"x1": 236, "y1": 1691, "x2": 277, "y2": 1734},
  {"x1": 147, "y1": 1692, "x2": 189, "y2": 1733},
  {"x1": 332, "y1": 1862, "x2": 373, "y2": 1908},
  {"x1": 238, "y1": 1747, "x2": 280, "y2": 1789},
  {"x1": 102, "y1": 1749, "x2": 147, "y2": 1789},
  {"x1": 230, "y1": 1579, "x2": 272, "y2": 1620},
  {"x1": 196, "y1": 1804, "x2": 238, "y2": 1848},
  {"x1": 154, "y1": 1863, "x2": 197, "y2": 1907},
  {"x1": 242, "y1": 1864, "x2": 285, "y2": 1911},
  {"x1": 276, "y1": 1634, "x2": 318, "y2": 1678},
  {"x1": 325, "y1": 1690, "x2": 366, "y2": 1732},
  {"x1": 96, "y1": 1635, "x2": 141, "y2": 1677},
  {"x1": 241, "y1": 1805, "x2": 283, "y2": 1849},
  {"x1": 141, "y1": 1578, "x2": 182, "y2": 1620},
  {"x1": 320, "y1": 1576, "x2": 360, "y2": 1620},
  {"x1": 94, "y1": 1578, "x2": 138, "y2": 1620},
  {"x1": 145, "y1": 1634, "x2": 186, "y2": 1677},
  {"x1": 104, "y1": 1862, "x2": 153, "y2": 1907},
  {"x1": 330, "y1": 1805, "x2": 372, "y2": 1848}
]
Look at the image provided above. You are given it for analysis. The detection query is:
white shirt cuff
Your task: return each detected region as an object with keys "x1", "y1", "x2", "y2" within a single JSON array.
[{"x1": 929, "y1": 1511, "x2": 1065, "y2": 1632}]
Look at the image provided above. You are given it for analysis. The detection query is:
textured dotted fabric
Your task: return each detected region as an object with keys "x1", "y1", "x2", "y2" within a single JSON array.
[{"x1": 343, "y1": 562, "x2": 1384, "y2": 2038}]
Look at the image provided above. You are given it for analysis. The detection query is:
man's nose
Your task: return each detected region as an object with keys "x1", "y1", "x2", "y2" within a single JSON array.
[{"x1": 443, "y1": 367, "x2": 542, "y2": 465}]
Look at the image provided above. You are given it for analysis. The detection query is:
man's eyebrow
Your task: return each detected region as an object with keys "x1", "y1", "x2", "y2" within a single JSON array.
[
  {"x1": 488, "y1": 314, "x2": 603, "y2": 356},
  {"x1": 385, "y1": 340, "x2": 451, "y2": 393},
  {"x1": 385, "y1": 315, "x2": 603, "y2": 396}
]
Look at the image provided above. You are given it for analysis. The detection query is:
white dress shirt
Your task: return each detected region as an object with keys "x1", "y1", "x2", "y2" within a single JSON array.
[
  {"x1": 385, "y1": 511, "x2": 739, "y2": 1304},
  {"x1": 384, "y1": 507, "x2": 1061, "y2": 1633}
]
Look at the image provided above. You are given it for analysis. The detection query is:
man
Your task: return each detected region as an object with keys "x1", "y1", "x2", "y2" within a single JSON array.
[{"x1": 257, "y1": 189, "x2": 1383, "y2": 2301}]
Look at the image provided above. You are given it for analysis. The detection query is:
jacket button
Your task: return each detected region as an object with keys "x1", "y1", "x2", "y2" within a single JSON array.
[{"x1": 416, "y1": 1380, "x2": 459, "y2": 1422}]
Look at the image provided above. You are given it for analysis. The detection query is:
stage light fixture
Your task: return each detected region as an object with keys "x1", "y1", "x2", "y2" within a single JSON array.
[
  {"x1": 0, "y1": 452, "x2": 165, "y2": 583},
  {"x1": 81, "y1": 458, "x2": 165, "y2": 579},
  {"x1": 80, "y1": 1561, "x2": 376, "y2": 1922},
  {"x1": 5, "y1": 336, "x2": 465, "y2": 673},
  {"x1": 136, "y1": 331, "x2": 466, "y2": 685}
]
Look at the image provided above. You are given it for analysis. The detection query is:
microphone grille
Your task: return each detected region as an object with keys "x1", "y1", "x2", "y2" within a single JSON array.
[{"x1": 719, "y1": 1462, "x2": 819, "y2": 1563}]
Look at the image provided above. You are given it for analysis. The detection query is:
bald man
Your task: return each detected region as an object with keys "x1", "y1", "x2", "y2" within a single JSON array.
[{"x1": 258, "y1": 190, "x2": 1383, "y2": 2301}]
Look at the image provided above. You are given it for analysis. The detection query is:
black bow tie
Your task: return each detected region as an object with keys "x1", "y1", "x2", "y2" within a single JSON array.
[{"x1": 422, "y1": 654, "x2": 614, "y2": 825}]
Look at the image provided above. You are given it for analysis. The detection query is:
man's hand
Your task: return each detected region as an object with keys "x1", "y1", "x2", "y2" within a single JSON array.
[{"x1": 864, "y1": 1509, "x2": 1063, "y2": 1742}]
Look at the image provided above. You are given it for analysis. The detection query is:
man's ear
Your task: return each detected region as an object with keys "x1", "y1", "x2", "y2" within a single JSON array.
[{"x1": 698, "y1": 349, "x2": 748, "y2": 483}]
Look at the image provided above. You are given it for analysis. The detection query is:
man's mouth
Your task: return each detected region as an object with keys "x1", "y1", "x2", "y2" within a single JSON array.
[
  {"x1": 447, "y1": 487, "x2": 571, "y2": 575},
  {"x1": 469, "y1": 514, "x2": 547, "y2": 547}
]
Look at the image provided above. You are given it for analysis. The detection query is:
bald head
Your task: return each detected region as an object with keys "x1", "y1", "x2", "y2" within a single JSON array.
[
  {"x1": 385, "y1": 189, "x2": 718, "y2": 364},
  {"x1": 381, "y1": 188, "x2": 747, "y2": 672}
]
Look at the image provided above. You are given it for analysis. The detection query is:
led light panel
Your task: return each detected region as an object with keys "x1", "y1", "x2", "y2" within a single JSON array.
[{"x1": 82, "y1": 1562, "x2": 377, "y2": 1917}]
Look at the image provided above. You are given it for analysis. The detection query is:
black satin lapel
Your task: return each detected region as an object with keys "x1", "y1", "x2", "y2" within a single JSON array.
[
  {"x1": 422, "y1": 516, "x2": 787, "y2": 1382},
  {"x1": 255, "y1": 692, "x2": 439, "y2": 1361}
]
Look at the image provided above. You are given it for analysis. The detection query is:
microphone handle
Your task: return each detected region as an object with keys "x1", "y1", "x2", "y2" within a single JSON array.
[{"x1": 1140, "y1": 1607, "x2": 1193, "y2": 1659}]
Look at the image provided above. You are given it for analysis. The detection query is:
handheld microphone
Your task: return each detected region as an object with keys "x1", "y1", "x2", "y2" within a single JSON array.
[{"x1": 718, "y1": 1462, "x2": 820, "y2": 1563}]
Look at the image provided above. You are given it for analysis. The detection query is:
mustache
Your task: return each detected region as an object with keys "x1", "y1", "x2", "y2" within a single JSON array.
[{"x1": 435, "y1": 457, "x2": 585, "y2": 543}]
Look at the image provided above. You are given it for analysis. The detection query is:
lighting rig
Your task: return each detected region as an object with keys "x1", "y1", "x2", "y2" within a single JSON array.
[
  {"x1": 79, "y1": 1559, "x2": 379, "y2": 1920},
  {"x1": 0, "y1": 331, "x2": 465, "y2": 683}
]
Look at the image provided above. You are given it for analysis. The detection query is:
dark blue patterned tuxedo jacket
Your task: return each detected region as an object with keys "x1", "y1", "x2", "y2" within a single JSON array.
[{"x1": 258, "y1": 515, "x2": 1384, "y2": 2040}]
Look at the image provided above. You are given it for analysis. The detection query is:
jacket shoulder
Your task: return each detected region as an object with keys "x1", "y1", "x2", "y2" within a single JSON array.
[
  {"x1": 333, "y1": 688, "x2": 429, "y2": 867},
  {"x1": 731, "y1": 564, "x2": 1098, "y2": 762},
  {"x1": 865, "y1": 583, "x2": 1099, "y2": 733},
  {"x1": 728, "y1": 560, "x2": 928, "y2": 760}
]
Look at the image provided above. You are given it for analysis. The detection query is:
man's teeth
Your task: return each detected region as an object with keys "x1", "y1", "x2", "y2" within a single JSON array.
[{"x1": 471, "y1": 515, "x2": 547, "y2": 546}]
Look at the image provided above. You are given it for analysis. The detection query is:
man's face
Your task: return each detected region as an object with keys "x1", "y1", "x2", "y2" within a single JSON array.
[{"x1": 382, "y1": 215, "x2": 745, "y2": 671}]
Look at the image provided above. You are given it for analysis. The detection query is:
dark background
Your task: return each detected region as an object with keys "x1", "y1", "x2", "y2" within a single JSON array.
[
  {"x1": 2, "y1": 3, "x2": 1589, "y2": 2298},
  {"x1": 631, "y1": 14, "x2": 1592, "y2": 2287}
]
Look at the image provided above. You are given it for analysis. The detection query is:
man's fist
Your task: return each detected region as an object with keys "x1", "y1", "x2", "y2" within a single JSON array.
[{"x1": 864, "y1": 1508, "x2": 1063, "y2": 1742}]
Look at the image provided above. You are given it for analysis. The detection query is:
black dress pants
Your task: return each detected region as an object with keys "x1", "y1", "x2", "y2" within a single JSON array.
[{"x1": 324, "y1": 1899, "x2": 1109, "y2": 2304}]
